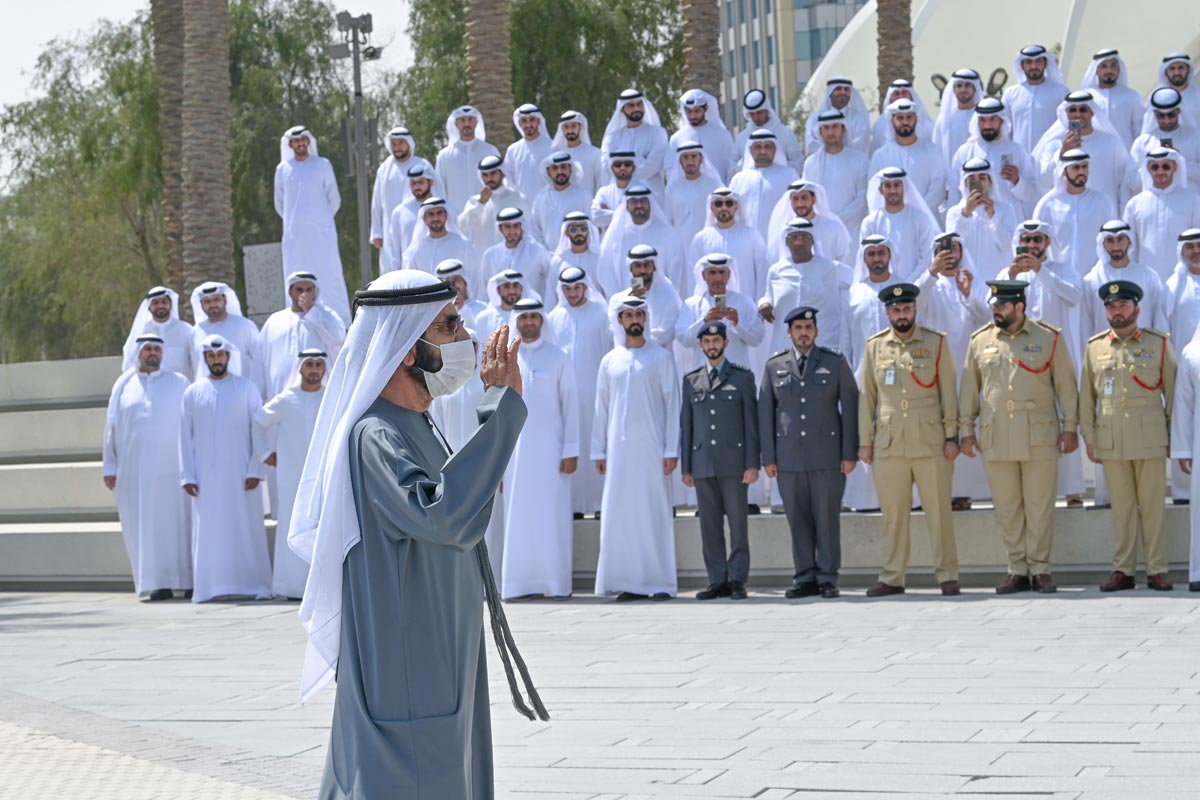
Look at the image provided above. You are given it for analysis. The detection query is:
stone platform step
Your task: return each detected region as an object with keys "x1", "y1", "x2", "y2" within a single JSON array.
[
  {"x1": 0, "y1": 507, "x2": 1190, "y2": 591},
  {"x1": 0, "y1": 462, "x2": 115, "y2": 517},
  {"x1": 0, "y1": 407, "x2": 107, "y2": 464},
  {"x1": 0, "y1": 357, "x2": 121, "y2": 412}
]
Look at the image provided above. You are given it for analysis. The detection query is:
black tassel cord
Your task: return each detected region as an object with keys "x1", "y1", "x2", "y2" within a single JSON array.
[{"x1": 476, "y1": 540, "x2": 550, "y2": 721}]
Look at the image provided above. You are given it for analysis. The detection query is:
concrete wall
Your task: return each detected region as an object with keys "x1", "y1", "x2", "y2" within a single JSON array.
[{"x1": 1, "y1": 507, "x2": 1190, "y2": 591}]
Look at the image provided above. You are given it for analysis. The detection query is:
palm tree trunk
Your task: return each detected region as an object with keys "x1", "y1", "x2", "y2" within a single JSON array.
[
  {"x1": 151, "y1": 0, "x2": 184, "y2": 298},
  {"x1": 681, "y1": 0, "x2": 721, "y2": 97},
  {"x1": 180, "y1": 0, "x2": 235, "y2": 297},
  {"x1": 464, "y1": 0, "x2": 515, "y2": 149},
  {"x1": 875, "y1": 0, "x2": 913, "y2": 112}
]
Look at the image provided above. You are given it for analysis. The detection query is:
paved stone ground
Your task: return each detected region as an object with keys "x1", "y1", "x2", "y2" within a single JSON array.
[{"x1": 2, "y1": 589, "x2": 1200, "y2": 799}]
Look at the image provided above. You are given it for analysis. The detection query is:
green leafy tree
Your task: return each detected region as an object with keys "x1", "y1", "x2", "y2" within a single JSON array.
[
  {"x1": 389, "y1": 0, "x2": 682, "y2": 157},
  {"x1": 0, "y1": 16, "x2": 163, "y2": 360}
]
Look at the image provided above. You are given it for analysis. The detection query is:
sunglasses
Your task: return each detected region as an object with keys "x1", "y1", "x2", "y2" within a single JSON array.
[
  {"x1": 1020, "y1": 235, "x2": 1047, "y2": 245},
  {"x1": 565, "y1": 224, "x2": 589, "y2": 233},
  {"x1": 1066, "y1": 106, "x2": 1092, "y2": 114},
  {"x1": 711, "y1": 199, "x2": 737, "y2": 208},
  {"x1": 1149, "y1": 162, "x2": 1174, "y2": 172},
  {"x1": 432, "y1": 315, "x2": 465, "y2": 336}
]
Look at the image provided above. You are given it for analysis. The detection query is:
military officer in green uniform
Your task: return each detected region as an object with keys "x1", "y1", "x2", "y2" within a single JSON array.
[
  {"x1": 1079, "y1": 280, "x2": 1176, "y2": 592},
  {"x1": 857, "y1": 283, "x2": 962, "y2": 597},
  {"x1": 959, "y1": 280, "x2": 1079, "y2": 594},
  {"x1": 680, "y1": 322, "x2": 761, "y2": 601}
]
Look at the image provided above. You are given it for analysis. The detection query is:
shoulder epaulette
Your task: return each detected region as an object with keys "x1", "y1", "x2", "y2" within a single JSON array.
[
  {"x1": 817, "y1": 345, "x2": 842, "y2": 356},
  {"x1": 727, "y1": 361, "x2": 751, "y2": 373},
  {"x1": 970, "y1": 323, "x2": 992, "y2": 339},
  {"x1": 1141, "y1": 328, "x2": 1169, "y2": 339},
  {"x1": 922, "y1": 326, "x2": 947, "y2": 338},
  {"x1": 684, "y1": 365, "x2": 705, "y2": 378},
  {"x1": 867, "y1": 329, "x2": 889, "y2": 341},
  {"x1": 1033, "y1": 319, "x2": 1061, "y2": 334},
  {"x1": 768, "y1": 348, "x2": 791, "y2": 360},
  {"x1": 1088, "y1": 330, "x2": 1109, "y2": 343}
]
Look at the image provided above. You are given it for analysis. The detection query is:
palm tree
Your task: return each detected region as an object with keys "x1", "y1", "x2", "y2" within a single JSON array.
[
  {"x1": 180, "y1": 0, "x2": 235, "y2": 292},
  {"x1": 875, "y1": 0, "x2": 913, "y2": 111},
  {"x1": 464, "y1": 0, "x2": 515, "y2": 149},
  {"x1": 681, "y1": 0, "x2": 721, "y2": 97},
  {"x1": 150, "y1": 0, "x2": 184, "y2": 298}
]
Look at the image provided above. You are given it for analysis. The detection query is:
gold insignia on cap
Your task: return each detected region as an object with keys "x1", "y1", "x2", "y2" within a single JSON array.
[
  {"x1": 1109, "y1": 284, "x2": 1119, "y2": 294},
  {"x1": 893, "y1": 286, "x2": 903, "y2": 296},
  {"x1": 991, "y1": 285, "x2": 998, "y2": 294}
]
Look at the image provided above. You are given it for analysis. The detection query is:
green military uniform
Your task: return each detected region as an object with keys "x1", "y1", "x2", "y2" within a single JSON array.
[
  {"x1": 960, "y1": 283, "x2": 1079, "y2": 586},
  {"x1": 858, "y1": 284, "x2": 959, "y2": 591},
  {"x1": 1078, "y1": 282, "x2": 1176, "y2": 585}
]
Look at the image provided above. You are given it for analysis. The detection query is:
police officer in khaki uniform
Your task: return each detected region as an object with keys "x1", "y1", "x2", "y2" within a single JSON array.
[
  {"x1": 680, "y1": 322, "x2": 760, "y2": 601},
  {"x1": 858, "y1": 283, "x2": 962, "y2": 597},
  {"x1": 959, "y1": 280, "x2": 1079, "y2": 594},
  {"x1": 1079, "y1": 280, "x2": 1176, "y2": 592}
]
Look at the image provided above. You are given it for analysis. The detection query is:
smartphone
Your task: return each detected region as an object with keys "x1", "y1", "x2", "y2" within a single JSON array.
[
  {"x1": 967, "y1": 175, "x2": 983, "y2": 193},
  {"x1": 937, "y1": 238, "x2": 954, "y2": 253},
  {"x1": 631, "y1": 276, "x2": 645, "y2": 291},
  {"x1": 1069, "y1": 120, "x2": 1083, "y2": 136},
  {"x1": 1160, "y1": 137, "x2": 1174, "y2": 149},
  {"x1": 1000, "y1": 153, "x2": 1013, "y2": 169},
  {"x1": 1016, "y1": 245, "x2": 1029, "y2": 256},
  {"x1": 714, "y1": 294, "x2": 727, "y2": 309}
]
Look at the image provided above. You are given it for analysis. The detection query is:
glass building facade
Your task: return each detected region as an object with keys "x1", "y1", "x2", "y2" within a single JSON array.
[{"x1": 719, "y1": 0, "x2": 868, "y2": 130}]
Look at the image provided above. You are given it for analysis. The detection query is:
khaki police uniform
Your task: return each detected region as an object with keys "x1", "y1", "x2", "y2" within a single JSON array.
[
  {"x1": 859, "y1": 325, "x2": 959, "y2": 586},
  {"x1": 1079, "y1": 327, "x2": 1176, "y2": 576},
  {"x1": 960, "y1": 317, "x2": 1079, "y2": 577}
]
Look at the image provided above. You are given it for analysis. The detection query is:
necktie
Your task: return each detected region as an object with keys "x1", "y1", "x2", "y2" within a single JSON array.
[
  {"x1": 798, "y1": 353, "x2": 807, "y2": 376},
  {"x1": 709, "y1": 368, "x2": 719, "y2": 385}
]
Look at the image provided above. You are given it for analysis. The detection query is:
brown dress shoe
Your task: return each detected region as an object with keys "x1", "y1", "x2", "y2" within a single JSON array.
[
  {"x1": 1032, "y1": 573, "x2": 1057, "y2": 593},
  {"x1": 866, "y1": 581, "x2": 905, "y2": 597},
  {"x1": 996, "y1": 574, "x2": 1031, "y2": 594},
  {"x1": 940, "y1": 580, "x2": 961, "y2": 596},
  {"x1": 1147, "y1": 573, "x2": 1174, "y2": 591},
  {"x1": 1099, "y1": 570, "x2": 1135, "y2": 592}
]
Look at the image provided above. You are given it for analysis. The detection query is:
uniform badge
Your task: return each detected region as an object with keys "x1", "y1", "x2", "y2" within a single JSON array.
[
  {"x1": 1024, "y1": 344, "x2": 1042, "y2": 352},
  {"x1": 815, "y1": 367, "x2": 831, "y2": 374},
  {"x1": 983, "y1": 345, "x2": 999, "y2": 354},
  {"x1": 1109, "y1": 284, "x2": 1119, "y2": 295},
  {"x1": 892, "y1": 286, "x2": 903, "y2": 296},
  {"x1": 910, "y1": 348, "x2": 931, "y2": 359}
]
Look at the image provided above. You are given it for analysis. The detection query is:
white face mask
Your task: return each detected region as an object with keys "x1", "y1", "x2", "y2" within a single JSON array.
[{"x1": 419, "y1": 337, "x2": 476, "y2": 397}]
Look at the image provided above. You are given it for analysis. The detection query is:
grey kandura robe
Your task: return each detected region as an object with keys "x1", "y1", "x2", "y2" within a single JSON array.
[{"x1": 319, "y1": 385, "x2": 526, "y2": 799}]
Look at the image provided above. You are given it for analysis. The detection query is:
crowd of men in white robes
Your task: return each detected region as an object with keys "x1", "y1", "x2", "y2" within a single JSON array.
[{"x1": 106, "y1": 43, "x2": 1200, "y2": 601}]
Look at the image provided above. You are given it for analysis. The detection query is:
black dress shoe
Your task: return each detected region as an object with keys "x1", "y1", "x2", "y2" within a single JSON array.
[
  {"x1": 147, "y1": 589, "x2": 173, "y2": 602},
  {"x1": 183, "y1": 590, "x2": 193, "y2": 599},
  {"x1": 1190, "y1": 582, "x2": 1200, "y2": 592},
  {"x1": 747, "y1": 504, "x2": 762, "y2": 515},
  {"x1": 572, "y1": 512, "x2": 584, "y2": 520},
  {"x1": 615, "y1": 591, "x2": 647, "y2": 602},
  {"x1": 286, "y1": 596, "x2": 303, "y2": 602},
  {"x1": 650, "y1": 592, "x2": 673, "y2": 601},
  {"x1": 506, "y1": 593, "x2": 544, "y2": 602},
  {"x1": 696, "y1": 582, "x2": 731, "y2": 600},
  {"x1": 1173, "y1": 498, "x2": 1191, "y2": 506},
  {"x1": 819, "y1": 582, "x2": 839, "y2": 598},
  {"x1": 729, "y1": 581, "x2": 747, "y2": 600},
  {"x1": 785, "y1": 582, "x2": 819, "y2": 598}
]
